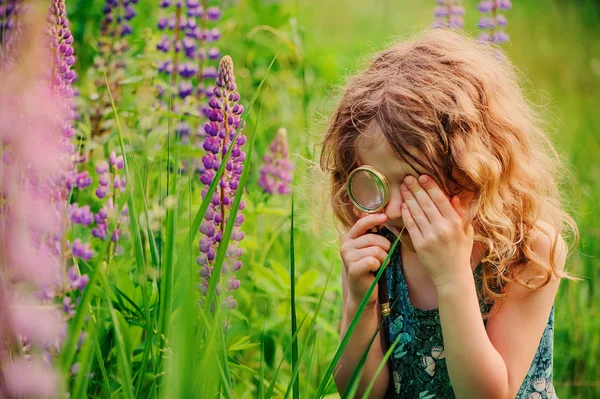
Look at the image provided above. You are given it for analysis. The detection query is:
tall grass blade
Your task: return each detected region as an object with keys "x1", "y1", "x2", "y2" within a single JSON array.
[
  {"x1": 312, "y1": 233, "x2": 401, "y2": 399},
  {"x1": 289, "y1": 193, "x2": 299, "y2": 399}
]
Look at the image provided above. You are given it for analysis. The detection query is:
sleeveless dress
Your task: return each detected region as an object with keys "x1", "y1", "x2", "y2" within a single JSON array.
[{"x1": 380, "y1": 228, "x2": 558, "y2": 399}]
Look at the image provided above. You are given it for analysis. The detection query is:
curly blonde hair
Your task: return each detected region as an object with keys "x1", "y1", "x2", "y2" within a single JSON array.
[{"x1": 318, "y1": 28, "x2": 580, "y2": 314}]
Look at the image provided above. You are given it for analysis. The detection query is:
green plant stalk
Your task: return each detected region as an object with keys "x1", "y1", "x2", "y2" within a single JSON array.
[
  {"x1": 341, "y1": 288, "x2": 402, "y2": 399},
  {"x1": 312, "y1": 233, "x2": 401, "y2": 399},
  {"x1": 263, "y1": 315, "x2": 310, "y2": 399},
  {"x1": 71, "y1": 318, "x2": 96, "y2": 397},
  {"x1": 216, "y1": 353, "x2": 235, "y2": 399},
  {"x1": 104, "y1": 73, "x2": 158, "y2": 395},
  {"x1": 174, "y1": 182, "x2": 197, "y2": 399},
  {"x1": 60, "y1": 256, "x2": 104, "y2": 373},
  {"x1": 104, "y1": 73, "x2": 153, "y2": 331},
  {"x1": 197, "y1": 298, "x2": 228, "y2": 396},
  {"x1": 259, "y1": 304, "x2": 267, "y2": 399},
  {"x1": 99, "y1": 265, "x2": 134, "y2": 399},
  {"x1": 290, "y1": 194, "x2": 299, "y2": 399},
  {"x1": 220, "y1": 315, "x2": 233, "y2": 391},
  {"x1": 341, "y1": 324, "x2": 382, "y2": 399},
  {"x1": 303, "y1": 329, "x2": 319, "y2": 396},
  {"x1": 90, "y1": 315, "x2": 112, "y2": 398},
  {"x1": 286, "y1": 241, "x2": 336, "y2": 399},
  {"x1": 284, "y1": 328, "x2": 317, "y2": 399},
  {"x1": 360, "y1": 332, "x2": 403, "y2": 399},
  {"x1": 158, "y1": 104, "x2": 180, "y2": 393}
]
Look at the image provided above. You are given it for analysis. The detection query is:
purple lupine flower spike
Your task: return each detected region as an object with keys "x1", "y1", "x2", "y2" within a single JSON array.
[
  {"x1": 0, "y1": 0, "x2": 23, "y2": 65},
  {"x1": 432, "y1": 0, "x2": 464, "y2": 29},
  {"x1": 477, "y1": 0, "x2": 511, "y2": 44},
  {"x1": 258, "y1": 128, "x2": 293, "y2": 195},
  {"x1": 155, "y1": 0, "x2": 221, "y2": 103},
  {"x1": 90, "y1": 0, "x2": 138, "y2": 138},
  {"x1": 198, "y1": 56, "x2": 247, "y2": 311}
]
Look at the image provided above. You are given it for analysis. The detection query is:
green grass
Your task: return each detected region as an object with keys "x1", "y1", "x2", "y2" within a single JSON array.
[{"x1": 49, "y1": 0, "x2": 600, "y2": 397}]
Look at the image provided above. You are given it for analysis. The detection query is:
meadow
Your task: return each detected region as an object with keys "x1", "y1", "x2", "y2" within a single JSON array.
[{"x1": 1, "y1": 0, "x2": 599, "y2": 397}]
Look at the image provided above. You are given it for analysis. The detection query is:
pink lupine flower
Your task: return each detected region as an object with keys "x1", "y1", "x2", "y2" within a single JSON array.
[
  {"x1": 0, "y1": 7, "x2": 65, "y2": 396},
  {"x1": 258, "y1": 128, "x2": 293, "y2": 196}
]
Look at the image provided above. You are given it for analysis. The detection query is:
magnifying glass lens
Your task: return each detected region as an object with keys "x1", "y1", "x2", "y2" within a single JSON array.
[{"x1": 348, "y1": 170, "x2": 386, "y2": 212}]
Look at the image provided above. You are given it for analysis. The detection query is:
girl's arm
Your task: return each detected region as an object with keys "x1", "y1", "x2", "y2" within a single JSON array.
[
  {"x1": 438, "y1": 231, "x2": 566, "y2": 399},
  {"x1": 396, "y1": 174, "x2": 566, "y2": 399},
  {"x1": 334, "y1": 264, "x2": 390, "y2": 398}
]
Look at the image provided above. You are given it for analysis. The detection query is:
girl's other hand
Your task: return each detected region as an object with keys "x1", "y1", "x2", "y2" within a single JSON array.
[
  {"x1": 399, "y1": 174, "x2": 474, "y2": 288},
  {"x1": 340, "y1": 213, "x2": 391, "y2": 309}
]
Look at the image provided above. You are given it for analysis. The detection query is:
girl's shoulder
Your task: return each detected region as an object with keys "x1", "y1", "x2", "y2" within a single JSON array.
[{"x1": 519, "y1": 221, "x2": 568, "y2": 290}]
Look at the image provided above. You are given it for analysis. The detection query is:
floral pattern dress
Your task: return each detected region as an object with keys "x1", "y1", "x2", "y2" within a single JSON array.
[{"x1": 380, "y1": 228, "x2": 558, "y2": 399}]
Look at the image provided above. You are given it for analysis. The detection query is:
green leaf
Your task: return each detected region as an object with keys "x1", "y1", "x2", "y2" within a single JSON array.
[
  {"x1": 225, "y1": 319, "x2": 249, "y2": 347},
  {"x1": 104, "y1": 72, "x2": 155, "y2": 396},
  {"x1": 296, "y1": 270, "x2": 319, "y2": 296},
  {"x1": 120, "y1": 75, "x2": 144, "y2": 85},
  {"x1": 99, "y1": 266, "x2": 134, "y2": 399}
]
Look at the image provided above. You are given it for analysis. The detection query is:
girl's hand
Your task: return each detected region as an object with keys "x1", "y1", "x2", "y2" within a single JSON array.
[
  {"x1": 340, "y1": 213, "x2": 391, "y2": 308},
  {"x1": 399, "y1": 175, "x2": 474, "y2": 289}
]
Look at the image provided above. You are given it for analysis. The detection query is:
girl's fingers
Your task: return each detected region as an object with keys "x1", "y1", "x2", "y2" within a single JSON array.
[
  {"x1": 352, "y1": 234, "x2": 391, "y2": 252},
  {"x1": 347, "y1": 213, "x2": 387, "y2": 240},
  {"x1": 420, "y1": 175, "x2": 461, "y2": 220},
  {"x1": 400, "y1": 183, "x2": 430, "y2": 234},
  {"x1": 351, "y1": 246, "x2": 389, "y2": 265},
  {"x1": 401, "y1": 202, "x2": 423, "y2": 242},
  {"x1": 348, "y1": 257, "x2": 382, "y2": 280},
  {"x1": 402, "y1": 176, "x2": 444, "y2": 224},
  {"x1": 343, "y1": 246, "x2": 388, "y2": 265}
]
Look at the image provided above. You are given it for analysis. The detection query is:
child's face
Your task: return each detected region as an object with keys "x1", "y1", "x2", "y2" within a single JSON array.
[{"x1": 354, "y1": 133, "x2": 426, "y2": 251}]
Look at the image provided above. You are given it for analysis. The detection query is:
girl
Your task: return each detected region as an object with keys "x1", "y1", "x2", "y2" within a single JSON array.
[{"x1": 319, "y1": 28, "x2": 580, "y2": 398}]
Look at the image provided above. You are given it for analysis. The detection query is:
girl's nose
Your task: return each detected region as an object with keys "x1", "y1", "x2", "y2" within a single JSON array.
[{"x1": 383, "y1": 185, "x2": 404, "y2": 221}]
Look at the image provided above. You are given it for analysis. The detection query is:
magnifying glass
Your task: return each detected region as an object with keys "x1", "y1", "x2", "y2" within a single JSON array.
[
  {"x1": 347, "y1": 165, "x2": 391, "y2": 214},
  {"x1": 346, "y1": 165, "x2": 392, "y2": 317}
]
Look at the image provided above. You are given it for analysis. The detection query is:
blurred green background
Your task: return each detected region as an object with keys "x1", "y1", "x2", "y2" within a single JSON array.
[{"x1": 66, "y1": 0, "x2": 600, "y2": 396}]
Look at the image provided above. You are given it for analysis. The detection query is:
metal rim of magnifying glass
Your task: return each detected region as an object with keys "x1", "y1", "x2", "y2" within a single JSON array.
[{"x1": 347, "y1": 165, "x2": 391, "y2": 214}]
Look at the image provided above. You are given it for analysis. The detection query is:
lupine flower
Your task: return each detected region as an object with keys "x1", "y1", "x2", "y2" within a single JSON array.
[
  {"x1": 101, "y1": 0, "x2": 137, "y2": 38},
  {"x1": 82, "y1": 155, "x2": 129, "y2": 248},
  {"x1": 47, "y1": 0, "x2": 78, "y2": 215},
  {"x1": 156, "y1": 1, "x2": 222, "y2": 99},
  {"x1": 156, "y1": 0, "x2": 222, "y2": 151},
  {"x1": 69, "y1": 203, "x2": 94, "y2": 226},
  {"x1": 0, "y1": 0, "x2": 23, "y2": 65},
  {"x1": 71, "y1": 239, "x2": 93, "y2": 261},
  {"x1": 197, "y1": 56, "x2": 246, "y2": 311},
  {"x1": 47, "y1": 0, "x2": 100, "y2": 273},
  {"x1": 432, "y1": 0, "x2": 464, "y2": 29},
  {"x1": 74, "y1": 170, "x2": 92, "y2": 189},
  {"x1": 90, "y1": 0, "x2": 138, "y2": 138},
  {"x1": 258, "y1": 128, "x2": 293, "y2": 195},
  {"x1": 477, "y1": 0, "x2": 512, "y2": 43},
  {"x1": 67, "y1": 266, "x2": 89, "y2": 291},
  {"x1": 66, "y1": 151, "x2": 129, "y2": 265},
  {"x1": 0, "y1": 8, "x2": 65, "y2": 396}
]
